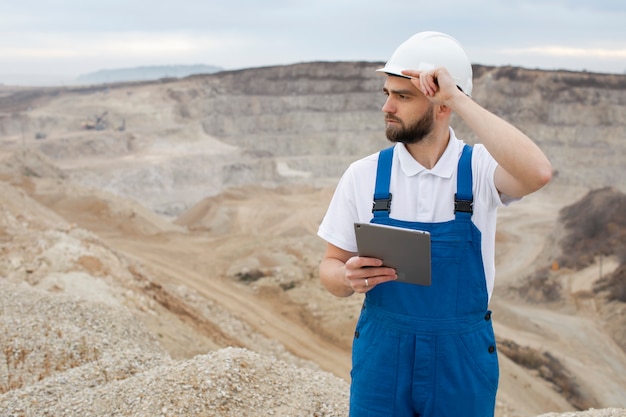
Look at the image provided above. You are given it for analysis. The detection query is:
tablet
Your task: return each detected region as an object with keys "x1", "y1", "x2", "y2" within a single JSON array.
[{"x1": 354, "y1": 222, "x2": 431, "y2": 286}]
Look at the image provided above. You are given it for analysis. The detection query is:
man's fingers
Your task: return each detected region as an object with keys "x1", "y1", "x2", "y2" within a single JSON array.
[
  {"x1": 347, "y1": 256, "x2": 382, "y2": 269},
  {"x1": 401, "y1": 69, "x2": 420, "y2": 78},
  {"x1": 400, "y1": 68, "x2": 442, "y2": 97}
]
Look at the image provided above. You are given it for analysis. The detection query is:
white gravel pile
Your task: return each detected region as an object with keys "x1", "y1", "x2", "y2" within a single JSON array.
[{"x1": 0, "y1": 282, "x2": 350, "y2": 416}]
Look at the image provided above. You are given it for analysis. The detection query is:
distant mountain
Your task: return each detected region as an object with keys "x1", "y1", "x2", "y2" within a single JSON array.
[{"x1": 76, "y1": 64, "x2": 223, "y2": 84}]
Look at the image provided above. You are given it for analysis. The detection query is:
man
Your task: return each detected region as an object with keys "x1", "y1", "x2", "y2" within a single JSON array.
[{"x1": 317, "y1": 31, "x2": 552, "y2": 417}]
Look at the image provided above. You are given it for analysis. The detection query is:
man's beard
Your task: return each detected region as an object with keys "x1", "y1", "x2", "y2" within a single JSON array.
[{"x1": 385, "y1": 106, "x2": 435, "y2": 144}]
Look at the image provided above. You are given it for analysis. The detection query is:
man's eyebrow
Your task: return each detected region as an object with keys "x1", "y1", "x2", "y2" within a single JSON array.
[{"x1": 382, "y1": 87, "x2": 416, "y2": 96}]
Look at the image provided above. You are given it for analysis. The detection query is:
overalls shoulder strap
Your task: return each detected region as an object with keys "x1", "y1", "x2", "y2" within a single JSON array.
[
  {"x1": 372, "y1": 146, "x2": 394, "y2": 220},
  {"x1": 454, "y1": 144, "x2": 474, "y2": 219},
  {"x1": 371, "y1": 144, "x2": 474, "y2": 220}
]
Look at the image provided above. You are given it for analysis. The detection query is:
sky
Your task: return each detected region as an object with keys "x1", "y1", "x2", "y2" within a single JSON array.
[{"x1": 1, "y1": 0, "x2": 625, "y2": 86}]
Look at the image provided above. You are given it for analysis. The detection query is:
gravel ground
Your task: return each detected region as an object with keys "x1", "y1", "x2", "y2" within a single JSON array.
[
  {"x1": 0, "y1": 281, "x2": 349, "y2": 417},
  {"x1": 2, "y1": 282, "x2": 625, "y2": 417}
]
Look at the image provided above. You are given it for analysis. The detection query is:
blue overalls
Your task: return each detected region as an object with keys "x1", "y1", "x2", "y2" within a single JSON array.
[{"x1": 349, "y1": 145, "x2": 499, "y2": 417}]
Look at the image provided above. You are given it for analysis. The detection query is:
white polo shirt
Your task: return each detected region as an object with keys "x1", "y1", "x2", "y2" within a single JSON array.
[{"x1": 318, "y1": 128, "x2": 510, "y2": 301}]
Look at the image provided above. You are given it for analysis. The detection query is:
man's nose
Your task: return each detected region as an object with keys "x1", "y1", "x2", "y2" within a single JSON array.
[{"x1": 381, "y1": 97, "x2": 394, "y2": 113}]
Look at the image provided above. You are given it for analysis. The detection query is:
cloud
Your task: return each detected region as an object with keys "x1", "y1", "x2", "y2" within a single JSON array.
[
  {"x1": 502, "y1": 46, "x2": 626, "y2": 59},
  {"x1": 0, "y1": 31, "x2": 258, "y2": 68},
  {"x1": 1, "y1": 0, "x2": 626, "y2": 84}
]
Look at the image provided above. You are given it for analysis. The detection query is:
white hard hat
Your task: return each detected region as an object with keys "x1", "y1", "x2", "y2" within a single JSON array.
[{"x1": 377, "y1": 31, "x2": 473, "y2": 96}]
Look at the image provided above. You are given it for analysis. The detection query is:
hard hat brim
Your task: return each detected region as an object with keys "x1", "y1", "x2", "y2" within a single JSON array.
[{"x1": 375, "y1": 66, "x2": 411, "y2": 78}]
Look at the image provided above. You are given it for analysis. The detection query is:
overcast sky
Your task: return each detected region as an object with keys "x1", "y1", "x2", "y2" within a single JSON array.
[{"x1": 1, "y1": 0, "x2": 625, "y2": 86}]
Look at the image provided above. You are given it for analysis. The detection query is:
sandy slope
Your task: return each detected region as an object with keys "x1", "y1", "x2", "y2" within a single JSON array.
[{"x1": 491, "y1": 185, "x2": 625, "y2": 412}]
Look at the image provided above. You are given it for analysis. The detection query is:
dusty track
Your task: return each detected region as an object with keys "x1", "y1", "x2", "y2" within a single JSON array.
[{"x1": 113, "y1": 234, "x2": 352, "y2": 379}]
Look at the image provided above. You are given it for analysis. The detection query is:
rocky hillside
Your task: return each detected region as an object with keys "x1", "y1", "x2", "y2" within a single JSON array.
[{"x1": 0, "y1": 62, "x2": 624, "y2": 215}]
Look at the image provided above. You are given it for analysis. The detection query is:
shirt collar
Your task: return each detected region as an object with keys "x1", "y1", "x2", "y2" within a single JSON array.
[{"x1": 396, "y1": 127, "x2": 460, "y2": 179}]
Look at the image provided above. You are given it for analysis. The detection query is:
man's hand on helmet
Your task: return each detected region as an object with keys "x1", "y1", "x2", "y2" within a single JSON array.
[{"x1": 401, "y1": 68, "x2": 464, "y2": 105}]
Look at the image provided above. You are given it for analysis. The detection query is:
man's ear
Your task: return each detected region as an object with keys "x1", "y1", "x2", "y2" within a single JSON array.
[{"x1": 436, "y1": 104, "x2": 452, "y2": 119}]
